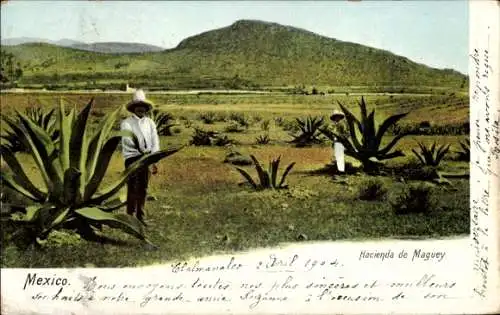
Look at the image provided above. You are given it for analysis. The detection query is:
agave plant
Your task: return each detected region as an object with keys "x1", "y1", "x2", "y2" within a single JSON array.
[
  {"x1": 320, "y1": 97, "x2": 409, "y2": 171},
  {"x1": 290, "y1": 116, "x2": 326, "y2": 147},
  {"x1": 198, "y1": 112, "x2": 216, "y2": 124},
  {"x1": 1, "y1": 106, "x2": 59, "y2": 152},
  {"x1": 229, "y1": 112, "x2": 250, "y2": 128},
  {"x1": 412, "y1": 141, "x2": 450, "y2": 167},
  {"x1": 0, "y1": 98, "x2": 182, "y2": 249},
  {"x1": 150, "y1": 109, "x2": 176, "y2": 136},
  {"x1": 455, "y1": 138, "x2": 470, "y2": 161},
  {"x1": 235, "y1": 155, "x2": 295, "y2": 190},
  {"x1": 189, "y1": 128, "x2": 218, "y2": 146},
  {"x1": 260, "y1": 119, "x2": 270, "y2": 132},
  {"x1": 255, "y1": 134, "x2": 271, "y2": 145}
]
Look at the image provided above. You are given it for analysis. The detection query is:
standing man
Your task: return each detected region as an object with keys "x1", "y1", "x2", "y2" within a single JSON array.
[
  {"x1": 121, "y1": 89, "x2": 160, "y2": 225},
  {"x1": 330, "y1": 109, "x2": 346, "y2": 172}
]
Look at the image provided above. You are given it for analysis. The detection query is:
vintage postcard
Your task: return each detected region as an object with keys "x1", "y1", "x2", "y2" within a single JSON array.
[{"x1": 0, "y1": 0, "x2": 498, "y2": 314}]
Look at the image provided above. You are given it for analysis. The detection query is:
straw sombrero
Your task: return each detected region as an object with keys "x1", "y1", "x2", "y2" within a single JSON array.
[
  {"x1": 330, "y1": 109, "x2": 345, "y2": 122},
  {"x1": 126, "y1": 89, "x2": 153, "y2": 113}
]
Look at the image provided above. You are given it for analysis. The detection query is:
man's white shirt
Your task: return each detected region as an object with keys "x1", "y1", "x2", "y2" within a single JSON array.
[{"x1": 121, "y1": 114, "x2": 160, "y2": 160}]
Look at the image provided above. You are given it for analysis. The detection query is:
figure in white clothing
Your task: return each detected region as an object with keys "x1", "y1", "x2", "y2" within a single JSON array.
[
  {"x1": 329, "y1": 110, "x2": 346, "y2": 172},
  {"x1": 120, "y1": 89, "x2": 160, "y2": 225}
]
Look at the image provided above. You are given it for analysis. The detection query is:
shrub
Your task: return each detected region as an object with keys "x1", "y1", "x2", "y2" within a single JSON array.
[
  {"x1": 189, "y1": 128, "x2": 235, "y2": 146},
  {"x1": 0, "y1": 98, "x2": 182, "y2": 249},
  {"x1": 388, "y1": 122, "x2": 470, "y2": 136},
  {"x1": 235, "y1": 155, "x2": 295, "y2": 190},
  {"x1": 223, "y1": 151, "x2": 253, "y2": 166},
  {"x1": 274, "y1": 117, "x2": 285, "y2": 127},
  {"x1": 255, "y1": 134, "x2": 271, "y2": 145},
  {"x1": 290, "y1": 116, "x2": 326, "y2": 147},
  {"x1": 214, "y1": 112, "x2": 228, "y2": 122},
  {"x1": 290, "y1": 85, "x2": 308, "y2": 95},
  {"x1": 412, "y1": 141, "x2": 450, "y2": 167},
  {"x1": 260, "y1": 119, "x2": 270, "y2": 132},
  {"x1": 213, "y1": 134, "x2": 236, "y2": 147},
  {"x1": 252, "y1": 114, "x2": 263, "y2": 123},
  {"x1": 320, "y1": 97, "x2": 410, "y2": 172},
  {"x1": 224, "y1": 122, "x2": 244, "y2": 133},
  {"x1": 358, "y1": 179, "x2": 388, "y2": 201},
  {"x1": 281, "y1": 119, "x2": 299, "y2": 133},
  {"x1": 229, "y1": 112, "x2": 250, "y2": 128},
  {"x1": 183, "y1": 119, "x2": 193, "y2": 129},
  {"x1": 190, "y1": 128, "x2": 217, "y2": 146},
  {"x1": 198, "y1": 112, "x2": 216, "y2": 124},
  {"x1": 391, "y1": 183, "x2": 438, "y2": 215}
]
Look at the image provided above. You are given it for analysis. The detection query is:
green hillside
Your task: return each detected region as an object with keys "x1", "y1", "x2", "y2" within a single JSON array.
[{"x1": 3, "y1": 19, "x2": 468, "y2": 90}]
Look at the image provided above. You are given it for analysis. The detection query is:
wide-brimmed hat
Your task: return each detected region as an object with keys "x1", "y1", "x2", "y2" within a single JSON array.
[
  {"x1": 330, "y1": 109, "x2": 345, "y2": 122},
  {"x1": 126, "y1": 89, "x2": 153, "y2": 113}
]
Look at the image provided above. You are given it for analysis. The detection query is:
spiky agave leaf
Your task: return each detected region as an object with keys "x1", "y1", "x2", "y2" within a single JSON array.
[
  {"x1": 0, "y1": 145, "x2": 47, "y2": 201},
  {"x1": 235, "y1": 167, "x2": 258, "y2": 189},
  {"x1": 75, "y1": 207, "x2": 146, "y2": 240},
  {"x1": 83, "y1": 132, "x2": 129, "y2": 201},
  {"x1": 337, "y1": 103, "x2": 363, "y2": 152},
  {"x1": 57, "y1": 103, "x2": 76, "y2": 172},
  {"x1": 435, "y1": 144, "x2": 451, "y2": 165},
  {"x1": 456, "y1": 138, "x2": 470, "y2": 161},
  {"x1": 269, "y1": 156, "x2": 281, "y2": 188},
  {"x1": 89, "y1": 146, "x2": 183, "y2": 205},
  {"x1": 375, "y1": 112, "x2": 409, "y2": 148},
  {"x1": 16, "y1": 111, "x2": 63, "y2": 199},
  {"x1": 412, "y1": 147, "x2": 426, "y2": 165},
  {"x1": 85, "y1": 105, "x2": 123, "y2": 184},
  {"x1": 99, "y1": 196, "x2": 127, "y2": 212},
  {"x1": 63, "y1": 167, "x2": 82, "y2": 205},
  {"x1": 250, "y1": 155, "x2": 270, "y2": 188},
  {"x1": 278, "y1": 162, "x2": 296, "y2": 188},
  {"x1": 70, "y1": 99, "x2": 93, "y2": 172}
]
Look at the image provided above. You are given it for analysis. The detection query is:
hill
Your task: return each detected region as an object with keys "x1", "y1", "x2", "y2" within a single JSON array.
[
  {"x1": 2, "y1": 20, "x2": 468, "y2": 90},
  {"x1": 1, "y1": 38, "x2": 165, "y2": 54},
  {"x1": 69, "y1": 42, "x2": 165, "y2": 54},
  {"x1": 1, "y1": 37, "x2": 82, "y2": 46}
]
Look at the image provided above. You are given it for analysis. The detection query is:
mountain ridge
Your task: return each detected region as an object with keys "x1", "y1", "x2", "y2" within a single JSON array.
[
  {"x1": 1, "y1": 38, "x2": 165, "y2": 54},
  {"x1": 1, "y1": 19, "x2": 467, "y2": 89}
]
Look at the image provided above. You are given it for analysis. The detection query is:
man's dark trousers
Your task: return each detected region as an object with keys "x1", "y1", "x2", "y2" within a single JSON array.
[{"x1": 125, "y1": 155, "x2": 150, "y2": 222}]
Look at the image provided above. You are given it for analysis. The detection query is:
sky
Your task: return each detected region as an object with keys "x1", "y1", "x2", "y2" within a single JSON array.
[{"x1": 1, "y1": 0, "x2": 468, "y2": 74}]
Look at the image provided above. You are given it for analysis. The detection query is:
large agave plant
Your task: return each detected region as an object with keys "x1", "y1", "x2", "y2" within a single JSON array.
[
  {"x1": 0, "y1": 99, "x2": 182, "y2": 248},
  {"x1": 412, "y1": 141, "x2": 450, "y2": 167},
  {"x1": 290, "y1": 116, "x2": 326, "y2": 147},
  {"x1": 320, "y1": 97, "x2": 409, "y2": 171},
  {"x1": 1, "y1": 106, "x2": 59, "y2": 152},
  {"x1": 235, "y1": 155, "x2": 295, "y2": 190}
]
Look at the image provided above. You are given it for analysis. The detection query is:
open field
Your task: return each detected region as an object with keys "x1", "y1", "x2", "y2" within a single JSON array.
[
  {"x1": 0, "y1": 91, "x2": 470, "y2": 267},
  {"x1": 1, "y1": 91, "x2": 469, "y2": 125}
]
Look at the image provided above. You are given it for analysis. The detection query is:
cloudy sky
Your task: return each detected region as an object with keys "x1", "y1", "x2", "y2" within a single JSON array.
[{"x1": 1, "y1": 0, "x2": 468, "y2": 73}]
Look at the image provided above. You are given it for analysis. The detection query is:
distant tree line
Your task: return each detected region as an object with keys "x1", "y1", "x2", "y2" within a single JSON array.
[{"x1": 0, "y1": 50, "x2": 23, "y2": 84}]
